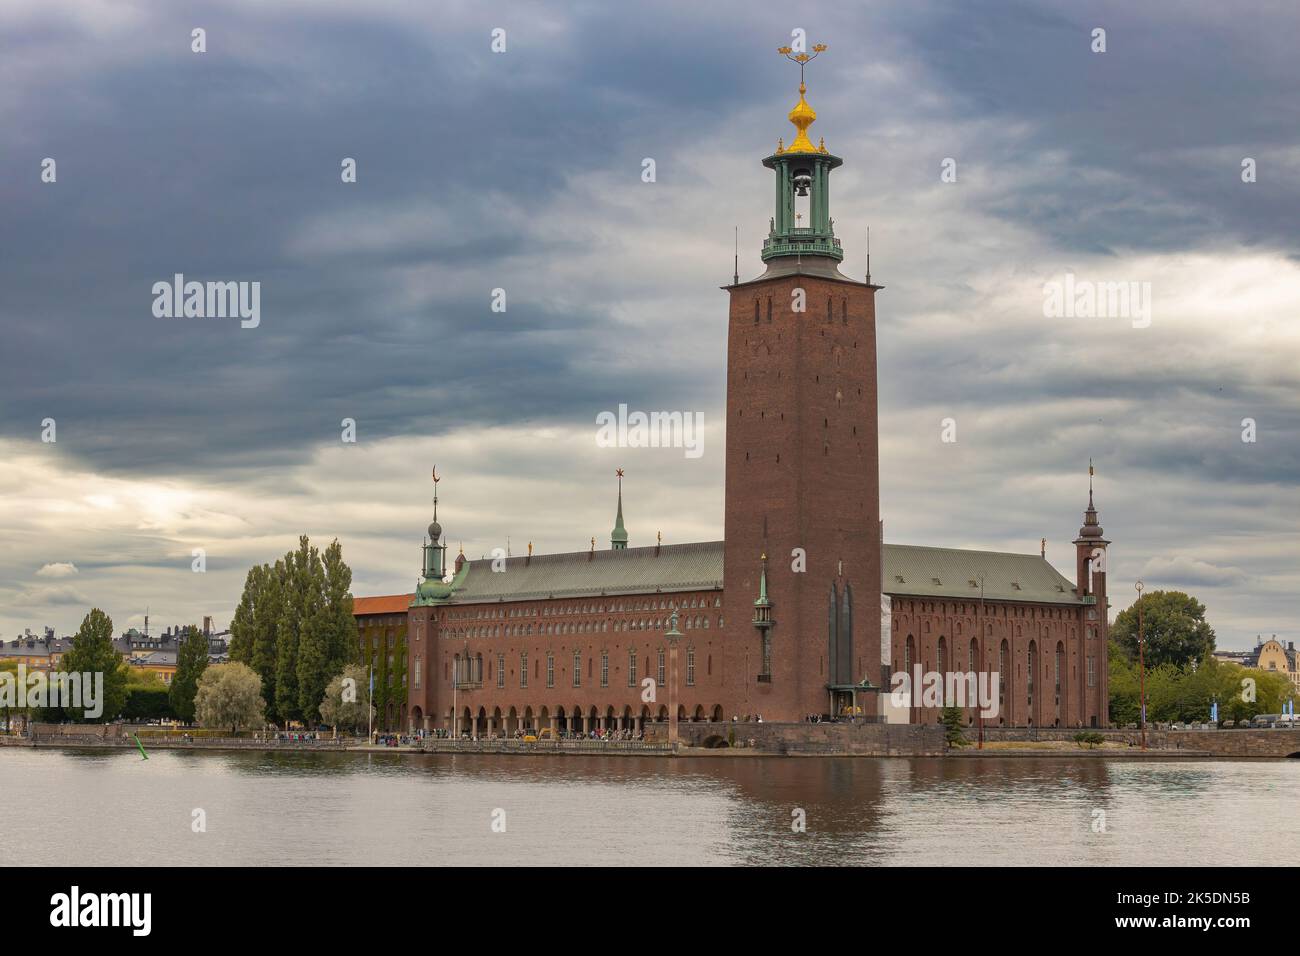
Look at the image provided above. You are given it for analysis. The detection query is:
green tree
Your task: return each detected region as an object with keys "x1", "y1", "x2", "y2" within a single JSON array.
[
  {"x1": 169, "y1": 625, "x2": 209, "y2": 724},
  {"x1": 1111, "y1": 590, "x2": 1216, "y2": 669},
  {"x1": 1108, "y1": 639, "x2": 1140, "y2": 726},
  {"x1": 0, "y1": 660, "x2": 23, "y2": 731},
  {"x1": 58, "y1": 608, "x2": 128, "y2": 723},
  {"x1": 319, "y1": 663, "x2": 372, "y2": 734},
  {"x1": 123, "y1": 686, "x2": 174, "y2": 721},
  {"x1": 321, "y1": 539, "x2": 360, "y2": 669},
  {"x1": 195, "y1": 662, "x2": 265, "y2": 735},
  {"x1": 296, "y1": 540, "x2": 330, "y2": 722},
  {"x1": 941, "y1": 705, "x2": 967, "y2": 747},
  {"x1": 275, "y1": 538, "x2": 313, "y2": 725},
  {"x1": 232, "y1": 536, "x2": 362, "y2": 727}
]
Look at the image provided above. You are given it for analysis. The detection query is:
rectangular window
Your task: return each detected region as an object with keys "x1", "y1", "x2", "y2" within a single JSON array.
[
  {"x1": 547, "y1": 654, "x2": 555, "y2": 688},
  {"x1": 627, "y1": 649, "x2": 637, "y2": 686},
  {"x1": 573, "y1": 651, "x2": 581, "y2": 688},
  {"x1": 657, "y1": 650, "x2": 665, "y2": 688},
  {"x1": 601, "y1": 652, "x2": 609, "y2": 688},
  {"x1": 414, "y1": 658, "x2": 421, "y2": 689},
  {"x1": 1087, "y1": 656, "x2": 1096, "y2": 688},
  {"x1": 520, "y1": 652, "x2": 528, "y2": 689},
  {"x1": 497, "y1": 653, "x2": 505, "y2": 689}
]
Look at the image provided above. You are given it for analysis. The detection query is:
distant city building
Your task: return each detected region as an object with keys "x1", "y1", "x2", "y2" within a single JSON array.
[
  {"x1": 0, "y1": 630, "x2": 72, "y2": 671},
  {"x1": 112, "y1": 619, "x2": 232, "y2": 684},
  {"x1": 1213, "y1": 636, "x2": 1298, "y2": 690}
]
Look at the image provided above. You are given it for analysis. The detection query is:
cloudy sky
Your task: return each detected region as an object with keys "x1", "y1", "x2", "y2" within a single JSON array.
[{"x1": 2, "y1": 0, "x2": 1297, "y2": 650}]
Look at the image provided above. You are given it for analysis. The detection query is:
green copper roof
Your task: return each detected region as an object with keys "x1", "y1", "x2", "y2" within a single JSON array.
[
  {"x1": 449, "y1": 541, "x2": 722, "y2": 604},
  {"x1": 430, "y1": 541, "x2": 1082, "y2": 607},
  {"x1": 883, "y1": 544, "x2": 1082, "y2": 605}
]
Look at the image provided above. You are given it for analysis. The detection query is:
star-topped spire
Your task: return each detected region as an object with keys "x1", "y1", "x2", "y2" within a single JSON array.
[
  {"x1": 611, "y1": 468, "x2": 628, "y2": 550},
  {"x1": 776, "y1": 42, "x2": 827, "y2": 153}
]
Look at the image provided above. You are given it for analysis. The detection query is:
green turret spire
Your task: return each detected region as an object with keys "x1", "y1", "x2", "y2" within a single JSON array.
[{"x1": 611, "y1": 468, "x2": 628, "y2": 549}]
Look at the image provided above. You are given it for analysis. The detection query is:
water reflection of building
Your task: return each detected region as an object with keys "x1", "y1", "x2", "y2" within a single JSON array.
[{"x1": 356, "y1": 51, "x2": 1112, "y2": 734}]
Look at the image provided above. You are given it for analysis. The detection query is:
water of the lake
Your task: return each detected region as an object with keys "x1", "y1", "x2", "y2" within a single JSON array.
[{"x1": 4, "y1": 749, "x2": 1295, "y2": 866}]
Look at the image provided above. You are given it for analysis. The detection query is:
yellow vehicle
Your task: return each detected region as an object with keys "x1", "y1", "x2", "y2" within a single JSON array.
[
  {"x1": 521, "y1": 731, "x2": 538, "y2": 742},
  {"x1": 537, "y1": 727, "x2": 558, "y2": 741}
]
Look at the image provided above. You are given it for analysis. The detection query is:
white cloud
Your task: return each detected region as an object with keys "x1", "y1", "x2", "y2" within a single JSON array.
[{"x1": 35, "y1": 562, "x2": 78, "y2": 578}]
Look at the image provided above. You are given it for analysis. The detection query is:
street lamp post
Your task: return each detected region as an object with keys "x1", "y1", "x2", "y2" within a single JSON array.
[
  {"x1": 1136, "y1": 579, "x2": 1147, "y2": 750},
  {"x1": 977, "y1": 573, "x2": 986, "y2": 750},
  {"x1": 666, "y1": 608, "x2": 682, "y2": 749}
]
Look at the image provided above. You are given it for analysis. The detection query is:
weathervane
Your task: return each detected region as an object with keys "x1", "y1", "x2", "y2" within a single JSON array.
[
  {"x1": 431, "y1": 465, "x2": 440, "y2": 519},
  {"x1": 777, "y1": 41, "x2": 827, "y2": 88}
]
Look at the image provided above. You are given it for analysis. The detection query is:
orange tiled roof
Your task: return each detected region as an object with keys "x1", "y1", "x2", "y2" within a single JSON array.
[{"x1": 352, "y1": 594, "x2": 414, "y2": 616}]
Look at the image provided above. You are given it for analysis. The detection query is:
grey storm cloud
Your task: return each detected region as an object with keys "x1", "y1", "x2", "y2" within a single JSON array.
[{"x1": 1, "y1": 0, "x2": 1297, "y2": 649}]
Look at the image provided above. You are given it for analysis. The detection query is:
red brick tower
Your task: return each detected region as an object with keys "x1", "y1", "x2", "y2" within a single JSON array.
[
  {"x1": 1073, "y1": 461, "x2": 1110, "y2": 726},
  {"x1": 721, "y1": 45, "x2": 883, "y2": 721}
]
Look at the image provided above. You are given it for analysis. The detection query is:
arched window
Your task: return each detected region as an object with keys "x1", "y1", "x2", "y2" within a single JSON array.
[
  {"x1": 998, "y1": 640, "x2": 1008, "y2": 708},
  {"x1": 1027, "y1": 642, "x2": 1037, "y2": 706}
]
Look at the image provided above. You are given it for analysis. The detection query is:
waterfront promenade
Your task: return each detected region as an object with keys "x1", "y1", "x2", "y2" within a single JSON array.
[{"x1": 6, "y1": 722, "x2": 1300, "y2": 757}]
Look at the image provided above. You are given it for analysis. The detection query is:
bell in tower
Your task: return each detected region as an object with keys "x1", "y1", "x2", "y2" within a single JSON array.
[{"x1": 761, "y1": 43, "x2": 845, "y2": 274}]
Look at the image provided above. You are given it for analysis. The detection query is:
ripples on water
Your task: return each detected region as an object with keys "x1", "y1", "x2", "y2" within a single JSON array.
[{"x1": 2, "y1": 749, "x2": 1295, "y2": 865}]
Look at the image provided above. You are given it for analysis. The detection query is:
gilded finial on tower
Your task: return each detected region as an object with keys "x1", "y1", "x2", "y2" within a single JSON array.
[{"x1": 776, "y1": 42, "x2": 827, "y2": 153}]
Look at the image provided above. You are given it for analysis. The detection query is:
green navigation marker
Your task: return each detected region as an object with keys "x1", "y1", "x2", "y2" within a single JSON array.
[{"x1": 132, "y1": 734, "x2": 149, "y2": 760}]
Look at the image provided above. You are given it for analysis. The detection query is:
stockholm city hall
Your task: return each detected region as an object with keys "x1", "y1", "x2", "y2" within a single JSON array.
[{"x1": 355, "y1": 46, "x2": 1112, "y2": 736}]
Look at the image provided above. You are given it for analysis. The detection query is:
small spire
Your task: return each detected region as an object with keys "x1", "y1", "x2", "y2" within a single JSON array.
[
  {"x1": 527, "y1": 541, "x2": 533, "y2": 556},
  {"x1": 753, "y1": 552, "x2": 772, "y2": 615},
  {"x1": 866, "y1": 225, "x2": 872, "y2": 284},
  {"x1": 1040, "y1": 537, "x2": 1046, "y2": 558},
  {"x1": 611, "y1": 468, "x2": 629, "y2": 550},
  {"x1": 733, "y1": 226, "x2": 739, "y2": 285}
]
